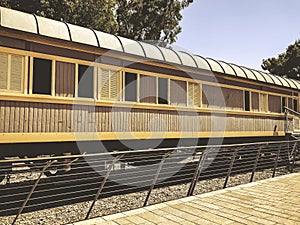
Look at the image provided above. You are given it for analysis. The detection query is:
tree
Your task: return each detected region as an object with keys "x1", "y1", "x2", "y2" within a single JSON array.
[
  {"x1": 0, "y1": 0, "x2": 118, "y2": 34},
  {"x1": 0, "y1": 0, "x2": 193, "y2": 46},
  {"x1": 262, "y1": 40, "x2": 300, "y2": 79},
  {"x1": 116, "y1": 0, "x2": 193, "y2": 46}
]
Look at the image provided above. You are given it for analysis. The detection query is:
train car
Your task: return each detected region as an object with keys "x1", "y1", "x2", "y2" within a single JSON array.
[{"x1": 0, "y1": 7, "x2": 300, "y2": 178}]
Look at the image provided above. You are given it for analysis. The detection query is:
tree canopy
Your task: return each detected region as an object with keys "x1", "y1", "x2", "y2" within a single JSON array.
[
  {"x1": 0, "y1": 0, "x2": 193, "y2": 46},
  {"x1": 262, "y1": 40, "x2": 300, "y2": 79}
]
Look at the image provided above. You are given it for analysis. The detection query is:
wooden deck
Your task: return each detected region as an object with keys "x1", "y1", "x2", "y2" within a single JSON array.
[{"x1": 72, "y1": 172, "x2": 300, "y2": 225}]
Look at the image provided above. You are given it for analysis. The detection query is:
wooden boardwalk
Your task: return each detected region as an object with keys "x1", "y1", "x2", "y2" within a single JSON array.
[{"x1": 73, "y1": 173, "x2": 300, "y2": 225}]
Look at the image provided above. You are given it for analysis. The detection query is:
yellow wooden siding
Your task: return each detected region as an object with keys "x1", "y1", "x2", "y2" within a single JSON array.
[{"x1": 0, "y1": 100, "x2": 285, "y2": 135}]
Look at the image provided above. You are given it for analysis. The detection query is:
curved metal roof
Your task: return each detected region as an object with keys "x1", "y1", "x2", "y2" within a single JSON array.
[
  {"x1": 177, "y1": 51, "x2": 197, "y2": 67},
  {"x1": 240, "y1": 67, "x2": 257, "y2": 80},
  {"x1": 0, "y1": 7, "x2": 37, "y2": 33},
  {"x1": 67, "y1": 23, "x2": 98, "y2": 47},
  {"x1": 192, "y1": 55, "x2": 211, "y2": 71},
  {"x1": 36, "y1": 16, "x2": 70, "y2": 41},
  {"x1": 257, "y1": 71, "x2": 274, "y2": 84},
  {"x1": 0, "y1": 7, "x2": 299, "y2": 90},
  {"x1": 118, "y1": 36, "x2": 145, "y2": 57},
  {"x1": 218, "y1": 61, "x2": 236, "y2": 76},
  {"x1": 139, "y1": 42, "x2": 164, "y2": 61},
  {"x1": 94, "y1": 30, "x2": 123, "y2": 52},
  {"x1": 158, "y1": 47, "x2": 181, "y2": 65},
  {"x1": 229, "y1": 64, "x2": 247, "y2": 79},
  {"x1": 206, "y1": 58, "x2": 224, "y2": 73}
]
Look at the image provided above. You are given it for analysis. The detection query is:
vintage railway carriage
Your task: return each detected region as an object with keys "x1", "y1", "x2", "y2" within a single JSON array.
[{"x1": 0, "y1": 7, "x2": 300, "y2": 163}]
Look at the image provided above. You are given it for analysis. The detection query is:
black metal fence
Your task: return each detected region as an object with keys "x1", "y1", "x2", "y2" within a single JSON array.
[{"x1": 0, "y1": 140, "x2": 299, "y2": 224}]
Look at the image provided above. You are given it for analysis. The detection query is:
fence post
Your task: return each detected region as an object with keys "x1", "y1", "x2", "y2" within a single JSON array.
[
  {"x1": 289, "y1": 142, "x2": 297, "y2": 172},
  {"x1": 143, "y1": 151, "x2": 171, "y2": 207},
  {"x1": 12, "y1": 160, "x2": 57, "y2": 225},
  {"x1": 85, "y1": 154, "x2": 123, "y2": 220},
  {"x1": 223, "y1": 148, "x2": 239, "y2": 189},
  {"x1": 272, "y1": 145, "x2": 281, "y2": 178},
  {"x1": 187, "y1": 150, "x2": 207, "y2": 197},
  {"x1": 250, "y1": 145, "x2": 263, "y2": 183}
]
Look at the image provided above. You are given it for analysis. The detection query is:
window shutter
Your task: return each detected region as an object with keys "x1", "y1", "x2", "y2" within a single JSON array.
[
  {"x1": 100, "y1": 69, "x2": 109, "y2": 99},
  {"x1": 193, "y1": 84, "x2": 200, "y2": 107},
  {"x1": 188, "y1": 83, "x2": 200, "y2": 107},
  {"x1": 188, "y1": 83, "x2": 194, "y2": 106},
  {"x1": 10, "y1": 55, "x2": 23, "y2": 92},
  {"x1": 110, "y1": 70, "x2": 119, "y2": 100},
  {"x1": 0, "y1": 53, "x2": 8, "y2": 90}
]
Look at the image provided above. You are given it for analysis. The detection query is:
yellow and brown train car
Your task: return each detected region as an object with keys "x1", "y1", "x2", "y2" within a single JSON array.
[{"x1": 0, "y1": 7, "x2": 299, "y2": 160}]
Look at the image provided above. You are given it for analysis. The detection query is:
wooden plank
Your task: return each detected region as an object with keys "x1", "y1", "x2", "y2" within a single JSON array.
[
  {"x1": 18, "y1": 101, "x2": 24, "y2": 133},
  {"x1": 0, "y1": 101, "x2": 5, "y2": 132}
]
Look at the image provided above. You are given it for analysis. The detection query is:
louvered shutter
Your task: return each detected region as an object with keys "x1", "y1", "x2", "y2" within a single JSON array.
[
  {"x1": 100, "y1": 69, "x2": 109, "y2": 99},
  {"x1": 10, "y1": 55, "x2": 23, "y2": 92},
  {"x1": 193, "y1": 84, "x2": 200, "y2": 107},
  {"x1": 0, "y1": 53, "x2": 8, "y2": 90},
  {"x1": 110, "y1": 70, "x2": 119, "y2": 100}
]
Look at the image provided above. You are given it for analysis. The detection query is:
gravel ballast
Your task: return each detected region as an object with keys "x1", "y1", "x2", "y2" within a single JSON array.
[{"x1": 1, "y1": 165, "x2": 299, "y2": 225}]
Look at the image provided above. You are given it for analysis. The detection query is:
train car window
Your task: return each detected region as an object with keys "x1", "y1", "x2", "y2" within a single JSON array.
[
  {"x1": 223, "y1": 87, "x2": 243, "y2": 110},
  {"x1": 188, "y1": 82, "x2": 200, "y2": 107},
  {"x1": 158, "y1": 77, "x2": 168, "y2": 104},
  {"x1": 78, "y1": 65, "x2": 94, "y2": 98},
  {"x1": 55, "y1": 61, "x2": 75, "y2": 97},
  {"x1": 33, "y1": 58, "x2": 52, "y2": 95},
  {"x1": 294, "y1": 99, "x2": 298, "y2": 112},
  {"x1": 0, "y1": 53, "x2": 24, "y2": 93},
  {"x1": 244, "y1": 91, "x2": 250, "y2": 111},
  {"x1": 125, "y1": 72, "x2": 137, "y2": 102},
  {"x1": 268, "y1": 95, "x2": 281, "y2": 113},
  {"x1": 259, "y1": 93, "x2": 268, "y2": 112},
  {"x1": 170, "y1": 79, "x2": 187, "y2": 106},
  {"x1": 99, "y1": 69, "x2": 121, "y2": 100},
  {"x1": 288, "y1": 98, "x2": 293, "y2": 109},
  {"x1": 251, "y1": 92, "x2": 259, "y2": 112},
  {"x1": 140, "y1": 75, "x2": 156, "y2": 104},
  {"x1": 281, "y1": 97, "x2": 286, "y2": 112}
]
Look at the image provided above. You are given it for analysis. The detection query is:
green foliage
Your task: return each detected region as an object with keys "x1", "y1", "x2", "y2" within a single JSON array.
[
  {"x1": 0, "y1": 0, "x2": 193, "y2": 46},
  {"x1": 0, "y1": 0, "x2": 118, "y2": 34},
  {"x1": 262, "y1": 40, "x2": 300, "y2": 79},
  {"x1": 116, "y1": 0, "x2": 193, "y2": 46}
]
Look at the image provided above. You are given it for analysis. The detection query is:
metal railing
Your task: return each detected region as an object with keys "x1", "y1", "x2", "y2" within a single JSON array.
[
  {"x1": 284, "y1": 106, "x2": 300, "y2": 133},
  {"x1": 0, "y1": 140, "x2": 299, "y2": 224}
]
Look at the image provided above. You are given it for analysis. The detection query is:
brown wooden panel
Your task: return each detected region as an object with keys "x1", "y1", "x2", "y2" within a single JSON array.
[
  {"x1": 140, "y1": 75, "x2": 156, "y2": 104},
  {"x1": 252, "y1": 92, "x2": 259, "y2": 112},
  {"x1": 268, "y1": 95, "x2": 281, "y2": 113},
  {"x1": 170, "y1": 79, "x2": 187, "y2": 106},
  {"x1": 55, "y1": 61, "x2": 75, "y2": 97}
]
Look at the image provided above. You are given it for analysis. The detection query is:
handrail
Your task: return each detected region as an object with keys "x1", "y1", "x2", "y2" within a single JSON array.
[{"x1": 284, "y1": 106, "x2": 300, "y2": 117}]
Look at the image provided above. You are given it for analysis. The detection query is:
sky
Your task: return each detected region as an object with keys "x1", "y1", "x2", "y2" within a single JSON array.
[{"x1": 175, "y1": 0, "x2": 300, "y2": 71}]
